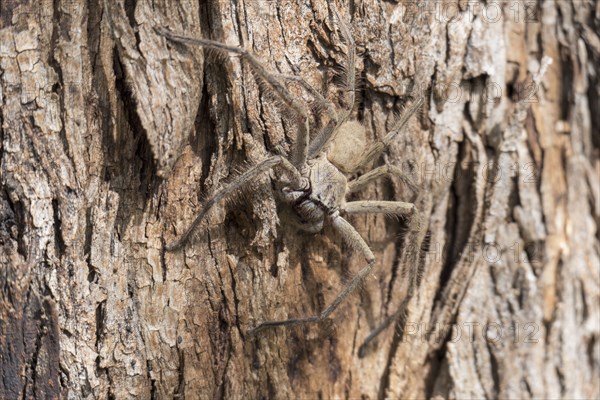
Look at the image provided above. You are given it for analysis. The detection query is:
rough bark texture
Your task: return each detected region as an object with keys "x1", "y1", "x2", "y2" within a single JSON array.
[{"x1": 1, "y1": 1, "x2": 599, "y2": 399}]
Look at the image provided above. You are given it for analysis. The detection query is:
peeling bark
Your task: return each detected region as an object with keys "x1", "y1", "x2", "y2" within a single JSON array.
[{"x1": 1, "y1": 1, "x2": 598, "y2": 399}]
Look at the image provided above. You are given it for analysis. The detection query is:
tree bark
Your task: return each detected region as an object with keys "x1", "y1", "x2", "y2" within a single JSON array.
[{"x1": 1, "y1": 1, "x2": 598, "y2": 399}]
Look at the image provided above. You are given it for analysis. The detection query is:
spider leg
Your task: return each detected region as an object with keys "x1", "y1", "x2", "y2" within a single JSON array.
[
  {"x1": 166, "y1": 156, "x2": 302, "y2": 251},
  {"x1": 277, "y1": 74, "x2": 338, "y2": 122},
  {"x1": 347, "y1": 164, "x2": 418, "y2": 194},
  {"x1": 308, "y1": 7, "x2": 356, "y2": 158},
  {"x1": 342, "y1": 200, "x2": 421, "y2": 357},
  {"x1": 276, "y1": 73, "x2": 344, "y2": 166},
  {"x1": 351, "y1": 96, "x2": 424, "y2": 172},
  {"x1": 358, "y1": 296, "x2": 409, "y2": 357},
  {"x1": 343, "y1": 200, "x2": 416, "y2": 217},
  {"x1": 332, "y1": 6, "x2": 356, "y2": 112},
  {"x1": 156, "y1": 27, "x2": 312, "y2": 171},
  {"x1": 357, "y1": 204, "x2": 426, "y2": 358},
  {"x1": 248, "y1": 213, "x2": 375, "y2": 335}
]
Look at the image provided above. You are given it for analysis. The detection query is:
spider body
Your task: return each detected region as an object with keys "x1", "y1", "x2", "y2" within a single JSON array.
[
  {"x1": 157, "y1": 11, "x2": 423, "y2": 338},
  {"x1": 276, "y1": 155, "x2": 346, "y2": 233},
  {"x1": 304, "y1": 155, "x2": 347, "y2": 221},
  {"x1": 308, "y1": 155, "x2": 348, "y2": 211}
]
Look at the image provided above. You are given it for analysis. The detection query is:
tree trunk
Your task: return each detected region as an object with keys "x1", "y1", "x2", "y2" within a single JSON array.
[{"x1": 1, "y1": 1, "x2": 598, "y2": 399}]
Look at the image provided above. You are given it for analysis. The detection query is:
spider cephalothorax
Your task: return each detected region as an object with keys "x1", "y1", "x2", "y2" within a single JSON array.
[
  {"x1": 278, "y1": 154, "x2": 348, "y2": 233},
  {"x1": 158, "y1": 8, "x2": 423, "y2": 336}
]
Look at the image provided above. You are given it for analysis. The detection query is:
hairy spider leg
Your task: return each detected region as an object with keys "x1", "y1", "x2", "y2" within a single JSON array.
[
  {"x1": 350, "y1": 96, "x2": 424, "y2": 173},
  {"x1": 277, "y1": 74, "x2": 338, "y2": 122},
  {"x1": 165, "y1": 156, "x2": 302, "y2": 251},
  {"x1": 358, "y1": 210, "x2": 426, "y2": 357},
  {"x1": 358, "y1": 293, "x2": 410, "y2": 357},
  {"x1": 156, "y1": 27, "x2": 312, "y2": 172},
  {"x1": 248, "y1": 213, "x2": 375, "y2": 335},
  {"x1": 308, "y1": 6, "x2": 356, "y2": 158},
  {"x1": 347, "y1": 164, "x2": 418, "y2": 194},
  {"x1": 351, "y1": 198, "x2": 423, "y2": 357},
  {"x1": 344, "y1": 200, "x2": 416, "y2": 217},
  {"x1": 358, "y1": 59, "x2": 553, "y2": 356}
]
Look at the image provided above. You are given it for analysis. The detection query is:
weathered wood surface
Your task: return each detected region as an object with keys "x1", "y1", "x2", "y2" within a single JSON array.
[{"x1": 1, "y1": 1, "x2": 598, "y2": 398}]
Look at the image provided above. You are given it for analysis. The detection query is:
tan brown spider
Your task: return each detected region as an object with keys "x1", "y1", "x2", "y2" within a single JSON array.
[{"x1": 157, "y1": 10, "x2": 423, "y2": 336}]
